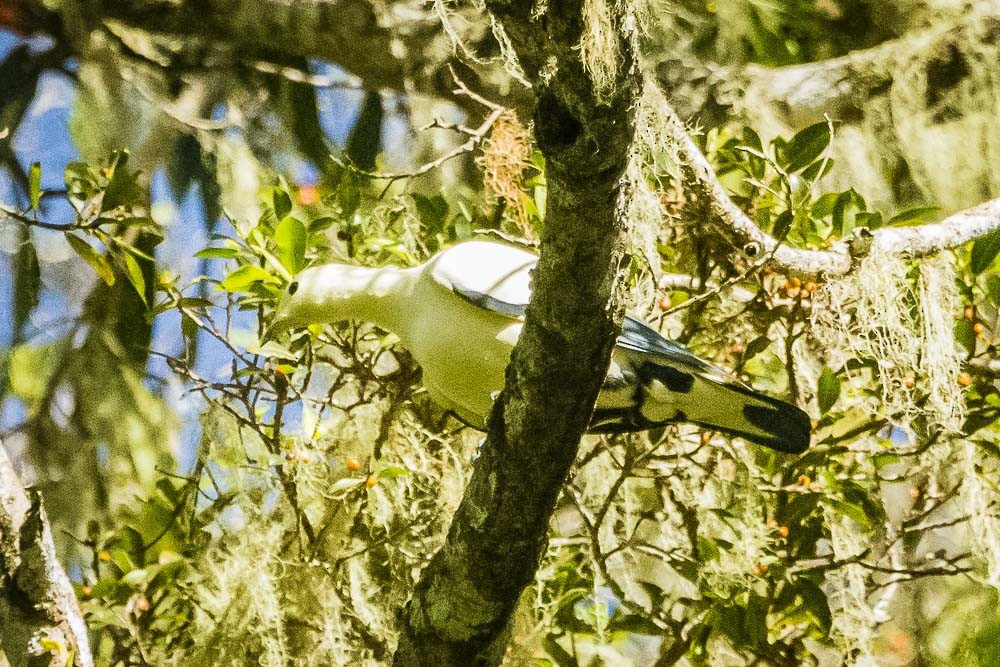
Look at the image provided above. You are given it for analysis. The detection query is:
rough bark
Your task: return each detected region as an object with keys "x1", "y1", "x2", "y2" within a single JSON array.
[
  {"x1": 0, "y1": 441, "x2": 93, "y2": 667},
  {"x1": 392, "y1": 0, "x2": 641, "y2": 663}
]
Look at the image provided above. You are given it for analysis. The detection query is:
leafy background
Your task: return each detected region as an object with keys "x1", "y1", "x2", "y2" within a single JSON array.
[{"x1": 4, "y1": 2, "x2": 1000, "y2": 665}]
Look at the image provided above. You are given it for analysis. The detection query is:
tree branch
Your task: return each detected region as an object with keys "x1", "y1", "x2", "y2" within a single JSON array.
[
  {"x1": 0, "y1": 441, "x2": 93, "y2": 666},
  {"x1": 740, "y1": 4, "x2": 1000, "y2": 129},
  {"x1": 69, "y1": 0, "x2": 532, "y2": 116},
  {"x1": 664, "y1": 101, "x2": 1000, "y2": 275}
]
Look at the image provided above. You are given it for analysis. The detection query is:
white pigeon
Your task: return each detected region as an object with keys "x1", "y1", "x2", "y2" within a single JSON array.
[{"x1": 267, "y1": 240, "x2": 810, "y2": 453}]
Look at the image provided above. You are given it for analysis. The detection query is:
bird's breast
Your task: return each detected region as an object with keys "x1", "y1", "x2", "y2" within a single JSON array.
[{"x1": 400, "y1": 280, "x2": 519, "y2": 426}]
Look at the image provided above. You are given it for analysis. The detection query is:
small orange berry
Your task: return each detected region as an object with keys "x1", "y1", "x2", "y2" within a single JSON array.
[
  {"x1": 346, "y1": 457, "x2": 362, "y2": 471},
  {"x1": 974, "y1": 322, "x2": 986, "y2": 335},
  {"x1": 296, "y1": 185, "x2": 319, "y2": 206},
  {"x1": 98, "y1": 551, "x2": 111, "y2": 562},
  {"x1": 964, "y1": 306, "x2": 975, "y2": 320},
  {"x1": 789, "y1": 276, "x2": 802, "y2": 288},
  {"x1": 701, "y1": 431, "x2": 712, "y2": 444},
  {"x1": 797, "y1": 474, "x2": 811, "y2": 487},
  {"x1": 910, "y1": 487, "x2": 920, "y2": 499},
  {"x1": 285, "y1": 451, "x2": 297, "y2": 461},
  {"x1": 658, "y1": 297, "x2": 672, "y2": 310},
  {"x1": 810, "y1": 419, "x2": 819, "y2": 431},
  {"x1": 366, "y1": 474, "x2": 379, "y2": 488},
  {"x1": 752, "y1": 564, "x2": 769, "y2": 576},
  {"x1": 731, "y1": 342, "x2": 745, "y2": 355},
  {"x1": 81, "y1": 585, "x2": 93, "y2": 597},
  {"x1": 100, "y1": 167, "x2": 111, "y2": 177},
  {"x1": 958, "y1": 372, "x2": 973, "y2": 387},
  {"x1": 299, "y1": 452, "x2": 312, "y2": 464},
  {"x1": 804, "y1": 281, "x2": 818, "y2": 293},
  {"x1": 903, "y1": 375, "x2": 915, "y2": 389},
  {"x1": 786, "y1": 286, "x2": 801, "y2": 299},
  {"x1": 763, "y1": 266, "x2": 773, "y2": 275},
  {"x1": 778, "y1": 525, "x2": 789, "y2": 538}
]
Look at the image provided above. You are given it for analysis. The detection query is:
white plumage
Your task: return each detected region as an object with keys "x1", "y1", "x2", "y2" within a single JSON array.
[{"x1": 268, "y1": 240, "x2": 810, "y2": 453}]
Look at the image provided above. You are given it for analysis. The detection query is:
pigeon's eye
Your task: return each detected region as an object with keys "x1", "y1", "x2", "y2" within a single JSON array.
[{"x1": 288, "y1": 281, "x2": 299, "y2": 296}]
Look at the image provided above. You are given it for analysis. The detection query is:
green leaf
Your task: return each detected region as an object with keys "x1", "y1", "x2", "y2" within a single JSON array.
[
  {"x1": 120, "y1": 251, "x2": 147, "y2": 306},
  {"x1": 743, "y1": 335, "x2": 771, "y2": 361},
  {"x1": 886, "y1": 206, "x2": 940, "y2": 227},
  {"x1": 12, "y1": 231, "x2": 39, "y2": 336},
  {"x1": 66, "y1": 233, "x2": 115, "y2": 285},
  {"x1": 824, "y1": 498, "x2": 873, "y2": 531},
  {"x1": 274, "y1": 216, "x2": 306, "y2": 273},
  {"x1": 955, "y1": 317, "x2": 975, "y2": 353},
  {"x1": 8, "y1": 343, "x2": 61, "y2": 401},
  {"x1": 346, "y1": 89, "x2": 383, "y2": 171},
  {"x1": 963, "y1": 410, "x2": 999, "y2": 436},
  {"x1": 817, "y1": 366, "x2": 840, "y2": 414},
  {"x1": 28, "y1": 161, "x2": 40, "y2": 210},
  {"x1": 176, "y1": 297, "x2": 214, "y2": 309},
  {"x1": 412, "y1": 193, "x2": 449, "y2": 231},
  {"x1": 987, "y1": 275, "x2": 1000, "y2": 305},
  {"x1": 772, "y1": 210, "x2": 793, "y2": 239},
  {"x1": 250, "y1": 341, "x2": 297, "y2": 360},
  {"x1": 120, "y1": 568, "x2": 151, "y2": 587},
  {"x1": 194, "y1": 247, "x2": 240, "y2": 259},
  {"x1": 376, "y1": 465, "x2": 410, "y2": 479},
  {"x1": 0, "y1": 45, "x2": 40, "y2": 147},
  {"x1": 783, "y1": 121, "x2": 831, "y2": 173},
  {"x1": 741, "y1": 126, "x2": 763, "y2": 153},
  {"x1": 308, "y1": 216, "x2": 336, "y2": 233},
  {"x1": 971, "y1": 230, "x2": 1000, "y2": 274},
  {"x1": 273, "y1": 189, "x2": 292, "y2": 221},
  {"x1": 832, "y1": 189, "x2": 865, "y2": 236},
  {"x1": 973, "y1": 439, "x2": 1000, "y2": 459},
  {"x1": 220, "y1": 265, "x2": 278, "y2": 293},
  {"x1": 800, "y1": 157, "x2": 834, "y2": 181},
  {"x1": 542, "y1": 634, "x2": 576, "y2": 667},
  {"x1": 286, "y1": 68, "x2": 332, "y2": 169},
  {"x1": 854, "y1": 211, "x2": 883, "y2": 230},
  {"x1": 811, "y1": 192, "x2": 840, "y2": 219},
  {"x1": 102, "y1": 151, "x2": 142, "y2": 211},
  {"x1": 109, "y1": 549, "x2": 135, "y2": 574}
]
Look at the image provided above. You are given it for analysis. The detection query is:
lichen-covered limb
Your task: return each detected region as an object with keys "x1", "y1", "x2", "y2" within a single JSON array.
[
  {"x1": 0, "y1": 442, "x2": 93, "y2": 667},
  {"x1": 662, "y1": 3, "x2": 999, "y2": 129},
  {"x1": 741, "y1": 41, "x2": 896, "y2": 130},
  {"x1": 668, "y1": 104, "x2": 1000, "y2": 276},
  {"x1": 742, "y1": 3, "x2": 1000, "y2": 127},
  {"x1": 393, "y1": 0, "x2": 640, "y2": 663}
]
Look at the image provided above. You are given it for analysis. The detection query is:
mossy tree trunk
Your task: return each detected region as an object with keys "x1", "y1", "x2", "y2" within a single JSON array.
[{"x1": 392, "y1": 0, "x2": 642, "y2": 664}]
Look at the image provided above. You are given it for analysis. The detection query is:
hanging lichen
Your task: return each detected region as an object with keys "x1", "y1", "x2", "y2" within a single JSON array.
[{"x1": 812, "y1": 246, "x2": 965, "y2": 434}]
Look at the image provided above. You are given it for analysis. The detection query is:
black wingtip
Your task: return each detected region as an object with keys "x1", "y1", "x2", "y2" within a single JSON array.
[{"x1": 742, "y1": 402, "x2": 812, "y2": 454}]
